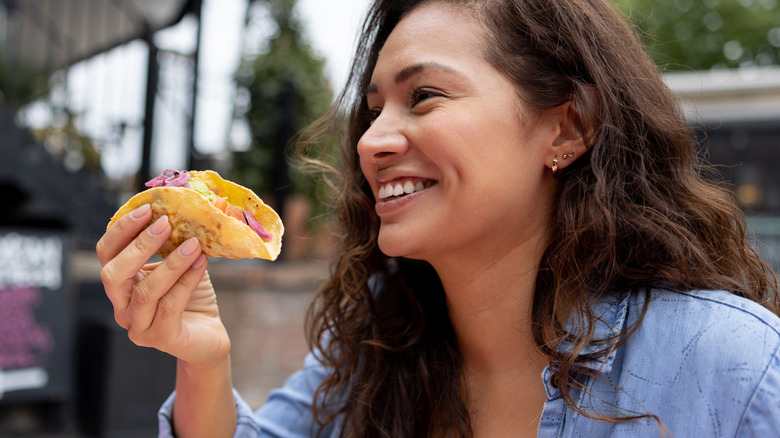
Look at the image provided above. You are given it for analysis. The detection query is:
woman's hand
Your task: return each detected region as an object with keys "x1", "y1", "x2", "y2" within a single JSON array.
[{"x1": 96, "y1": 203, "x2": 231, "y2": 367}]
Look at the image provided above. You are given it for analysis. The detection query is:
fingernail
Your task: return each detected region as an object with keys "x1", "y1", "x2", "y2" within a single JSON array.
[
  {"x1": 191, "y1": 254, "x2": 206, "y2": 270},
  {"x1": 179, "y1": 237, "x2": 199, "y2": 257},
  {"x1": 147, "y1": 215, "x2": 169, "y2": 236},
  {"x1": 130, "y1": 204, "x2": 151, "y2": 219}
]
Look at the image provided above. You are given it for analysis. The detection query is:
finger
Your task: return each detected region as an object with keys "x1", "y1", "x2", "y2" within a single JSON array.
[
  {"x1": 126, "y1": 237, "x2": 204, "y2": 336},
  {"x1": 145, "y1": 255, "x2": 210, "y2": 352},
  {"x1": 110, "y1": 262, "x2": 159, "y2": 329},
  {"x1": 102, "y1": 215, "x2": 172, "y2": 316},
  {"x1": 96, "y1": 204, "x2": 153, "y2": 266}
]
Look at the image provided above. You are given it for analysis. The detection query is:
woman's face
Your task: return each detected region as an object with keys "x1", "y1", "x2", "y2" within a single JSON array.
[{"x1": 358, "y1": 2, "x2": 560, "y2": 264}]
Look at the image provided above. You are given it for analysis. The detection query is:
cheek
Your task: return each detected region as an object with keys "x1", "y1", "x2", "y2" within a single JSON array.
[
  {"x1": 416, "y1": 114, "x2": 479, "y2": 161},
  {"x1": 358, "y1": 155, "x2": 373, "y2": 186}
]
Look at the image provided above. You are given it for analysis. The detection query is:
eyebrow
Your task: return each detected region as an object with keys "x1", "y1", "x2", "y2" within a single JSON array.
[{"x1": 365, "y1": 62, "x2": 463, "y2": 95}]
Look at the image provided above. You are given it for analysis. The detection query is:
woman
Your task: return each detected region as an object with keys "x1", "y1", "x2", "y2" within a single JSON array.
[{"x1": 96, "y1": 0, "x2": 780, "y2": 436}]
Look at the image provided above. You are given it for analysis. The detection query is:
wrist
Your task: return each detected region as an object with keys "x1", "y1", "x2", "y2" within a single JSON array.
[
  {"x1": 177, "y1": 353, "x2": 232, "y2": 378},
  {"x1": 175, "y1": 330, "x2": 232, "y2": 372}
]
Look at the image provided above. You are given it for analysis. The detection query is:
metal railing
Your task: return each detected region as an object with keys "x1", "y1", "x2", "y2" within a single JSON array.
[{"x1": 0, "y1": 0, "x2": 198, "y2": 188}]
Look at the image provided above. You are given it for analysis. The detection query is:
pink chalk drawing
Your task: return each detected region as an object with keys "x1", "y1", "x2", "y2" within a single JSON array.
[{"x1": 0, "y1": 287, "x2": 55, "y2": 369}]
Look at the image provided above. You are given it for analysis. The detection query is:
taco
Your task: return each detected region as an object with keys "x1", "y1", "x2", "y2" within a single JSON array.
[{"x1": 107, "y1": 169, "x2": 283, "y2": 260}]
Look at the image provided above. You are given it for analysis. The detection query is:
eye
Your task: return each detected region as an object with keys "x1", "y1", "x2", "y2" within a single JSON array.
[
  {"x1": 364, "y1": 108, "x2": 381, "y2": 124},
  {"x1": 409, "y1": 87, "x2": 440, "y2": 107}
]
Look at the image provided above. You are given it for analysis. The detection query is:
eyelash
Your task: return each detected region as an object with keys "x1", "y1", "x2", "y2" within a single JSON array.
[
  {"x1": 364, "y1": 87, "x2": 441, "y2": 123},
  {"x1": 364, "y1": 109, "x2": 381, "y2": 124},
  {"x1": 409, "y1": 87, "x2": 438, "y2": 106}
]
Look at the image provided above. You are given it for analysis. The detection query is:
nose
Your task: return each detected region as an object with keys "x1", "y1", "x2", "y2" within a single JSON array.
[{"x1": 357, "y1": 113, "x2": 410, "y2": 163}]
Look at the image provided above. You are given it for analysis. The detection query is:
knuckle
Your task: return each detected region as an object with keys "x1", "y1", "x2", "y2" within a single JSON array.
[
  {"x1": 175, "y1": 271, "x2": 197, "y2": 290},
  {"x1": 157, "y1": 295, "x2": 177, "y2": 317},
  {"x1": 130, "y1": 233, "x2": 149, "y2": 254},
  {"x1": 155, "y1": 257, "x2": 192, "y2": 286},
  {"x1": 126, "y1": 329, "x2": 149, "y2": 348},
  {"x1": 128, "y1": 328, "x2": 166, "y2": 351},
  {"x1": 132, "y1": 281, "x2": 152, "y2": 306},
  {"x1": 99, "y1": 263, "x2": 116, "y2": 286},
  {"x1": 126, "y1": 323, "x2": 155, "y2": 348},
  {"x1": 113, "y1": 311, "x2": 129, "y2": 329},
  {"x1": 95, "y1": 238, "x2": 106, "y2": 260},
  {"x1": 113, "y1": 214, "x2": 135, "y2": 233},
  {"x1": 164, "y1": 252, "x2": 190, "y2": 272}
]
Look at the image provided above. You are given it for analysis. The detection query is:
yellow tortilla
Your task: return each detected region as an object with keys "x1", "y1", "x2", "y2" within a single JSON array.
[{"x1": 107, "y1": 170, "x2": 283, "y2": 260}]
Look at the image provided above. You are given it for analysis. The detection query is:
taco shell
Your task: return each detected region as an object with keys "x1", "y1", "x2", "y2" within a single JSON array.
[{"x1": 108, "y1": 170, "x2": 283, "y2": 260}]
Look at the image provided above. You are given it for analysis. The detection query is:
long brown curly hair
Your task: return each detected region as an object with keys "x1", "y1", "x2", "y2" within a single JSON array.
[{"x1": 297, "y1": 0, "x2": 779, "y2": 436}]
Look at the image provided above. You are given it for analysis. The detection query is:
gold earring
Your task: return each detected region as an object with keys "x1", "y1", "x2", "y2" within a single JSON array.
[
  {"x1": 552, "y1": 156, "x2": 559, "y2": 175},
  {"x1": 562, "y1": 152, "x2": 575, "y2": 159}
]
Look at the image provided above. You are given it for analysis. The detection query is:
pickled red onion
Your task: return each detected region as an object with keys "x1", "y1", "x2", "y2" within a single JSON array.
[
  {"x1": 145, "y1": 170, "x2": 190, "y2": 187},
  {"x1": 243, "y1": 210, "x2": 272, "y2": 241}
]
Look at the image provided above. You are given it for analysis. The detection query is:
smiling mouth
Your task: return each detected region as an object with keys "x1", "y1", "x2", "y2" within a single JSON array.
[{"x1": 378, "y1": 179, "x2": 436, "y2": 200}]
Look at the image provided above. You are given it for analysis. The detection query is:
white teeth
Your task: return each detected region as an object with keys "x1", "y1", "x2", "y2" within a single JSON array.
[{"x1": 378, "y1": 180, "x2": 432, "y2": 199}]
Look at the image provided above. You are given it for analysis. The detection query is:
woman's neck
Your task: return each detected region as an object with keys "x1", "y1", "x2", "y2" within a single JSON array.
[
  {"x1": 432, "y1": 233, "x2": 549, "y2": 375},
  {"x1": 431, "y1": 236, "x2": 551, "y2": 436}
]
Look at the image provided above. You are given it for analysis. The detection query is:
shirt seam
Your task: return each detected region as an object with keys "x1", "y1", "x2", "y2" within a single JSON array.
[
  {"x1": 663, "y1": 289, "x2": 780, "y2": 336},
  {"x1": 734, "y1": 342, "x2": 780, "y2": 436}
]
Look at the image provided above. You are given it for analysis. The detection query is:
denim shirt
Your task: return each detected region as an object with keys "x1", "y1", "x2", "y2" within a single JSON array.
[{"x1": 159, "y1": 289, "x2": 780, "y2": 437}]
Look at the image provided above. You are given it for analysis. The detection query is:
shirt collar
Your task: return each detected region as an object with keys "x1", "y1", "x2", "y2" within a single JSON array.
[
  {"x1": 559, "y1": 291, "x2": 631, "y2": 374},
  {"x1": 541, "y1": 292, "x2": 631, "y2": 401}
]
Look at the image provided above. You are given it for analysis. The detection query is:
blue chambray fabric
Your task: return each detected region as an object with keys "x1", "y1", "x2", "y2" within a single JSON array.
[{"x1": 159, "y1": 289, "x2": 780, "y2": 437}]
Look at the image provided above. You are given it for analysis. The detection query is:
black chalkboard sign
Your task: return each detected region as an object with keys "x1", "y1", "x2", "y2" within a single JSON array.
[{"x1": 0, "y1": 229, "x2": 72, "y2": 404}]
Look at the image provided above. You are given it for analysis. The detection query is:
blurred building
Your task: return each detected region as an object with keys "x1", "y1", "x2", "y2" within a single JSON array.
[
  {"x1": 666, "y1": 67, "x2": 780, "y2": 272},
  {"x1": 0, "y1": 0, "x2": 203, "y2": 436}
]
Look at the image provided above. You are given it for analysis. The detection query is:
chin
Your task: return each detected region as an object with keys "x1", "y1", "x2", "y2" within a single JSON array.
[
  {"x1": 377, "y1": 236, "x2": 407, "y2": 258},
  {"x1": 377, "y1": 228, "x2": 420, "y2": 259}
]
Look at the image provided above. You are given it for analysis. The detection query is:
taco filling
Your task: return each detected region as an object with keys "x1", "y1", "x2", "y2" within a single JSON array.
[{"x1": 145, "y1": 170, "x2": 272, "y2": 241}]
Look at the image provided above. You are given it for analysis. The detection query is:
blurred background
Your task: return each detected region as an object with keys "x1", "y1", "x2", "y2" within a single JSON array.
[{"x1": 0, "y1": 0, "x2": 778, "y2": 436}]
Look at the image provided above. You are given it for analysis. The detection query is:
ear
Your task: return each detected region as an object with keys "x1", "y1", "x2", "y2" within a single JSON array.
[{"x1": 545, "y1": 101, "x2": 589, "y2": 174}]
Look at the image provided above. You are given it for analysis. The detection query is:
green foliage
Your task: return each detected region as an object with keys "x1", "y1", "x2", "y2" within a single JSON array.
[
  {"x1": 612, "y1": 0, "x2": 780, "y2": 70},
  {"x1": 1, "y1": 60, "x2": 101, "y2": 174},
  {"x1": 231, "y1": 0, "x2": 333, "y2": 205},
  {"x1": 30, "y1": 109, "x2": 102, "y2": 172},
  {"x1": 0, "y1": 59, "x2": 51, "y2": 107}
]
